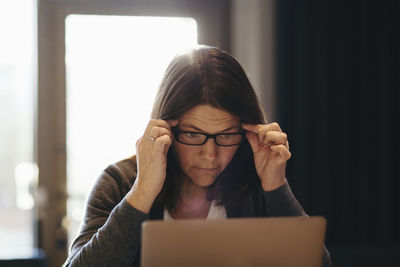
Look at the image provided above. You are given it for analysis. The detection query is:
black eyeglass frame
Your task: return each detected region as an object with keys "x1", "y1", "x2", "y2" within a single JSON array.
[{"x1": 173, "y1": 129, "x2": 246, "y2": 146}]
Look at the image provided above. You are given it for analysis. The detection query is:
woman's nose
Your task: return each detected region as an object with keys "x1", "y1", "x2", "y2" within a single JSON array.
[{"x1": 200, "y1": 138, "x2": 218, "y2": 161}]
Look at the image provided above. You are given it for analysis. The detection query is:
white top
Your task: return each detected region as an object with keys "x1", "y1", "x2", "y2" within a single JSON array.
[{"x1": 163, "y1": 200, "x2": 227, "y2": 220}]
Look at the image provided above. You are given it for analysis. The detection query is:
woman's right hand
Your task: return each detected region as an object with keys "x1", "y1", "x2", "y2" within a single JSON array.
[{"x1": 126, "y1": 119, "x2": 178, "y2": 213}]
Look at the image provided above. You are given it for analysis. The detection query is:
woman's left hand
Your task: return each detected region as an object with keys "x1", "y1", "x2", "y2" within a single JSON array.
[{"x1": 241, "y1": 122, "x2": 291, "y2": 191}]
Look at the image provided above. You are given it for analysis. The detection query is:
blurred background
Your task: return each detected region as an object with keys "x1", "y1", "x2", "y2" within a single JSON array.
[{"x1": 0, "y1": 0, "x2": 398, "y2": 266}]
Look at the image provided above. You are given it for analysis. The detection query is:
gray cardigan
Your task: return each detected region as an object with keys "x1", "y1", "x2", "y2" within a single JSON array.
[{"x1": 64, "y1": 156, "x2": 331, "y2": 267}]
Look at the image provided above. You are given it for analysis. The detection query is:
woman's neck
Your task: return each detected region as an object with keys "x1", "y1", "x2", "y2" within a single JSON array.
[{"x1": 171, "y1": 175, "x2": 211, "y2": 219}]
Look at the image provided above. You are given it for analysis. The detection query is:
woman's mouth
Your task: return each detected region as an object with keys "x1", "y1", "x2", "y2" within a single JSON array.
[{"x1": 194, "y1": 167, "x2": 218, "y2": 171}]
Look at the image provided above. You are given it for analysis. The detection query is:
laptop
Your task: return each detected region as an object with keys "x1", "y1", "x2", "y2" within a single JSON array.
[{"x1": 141, "y1": 216, "x2": 326, "y2": 267}]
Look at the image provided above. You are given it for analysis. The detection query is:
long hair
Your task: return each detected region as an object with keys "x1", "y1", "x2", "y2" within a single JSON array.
[{"x1": 151, "y1": 46, "x2": 266, "y2": 210}]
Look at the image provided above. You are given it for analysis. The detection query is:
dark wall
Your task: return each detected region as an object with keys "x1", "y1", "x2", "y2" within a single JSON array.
[{"x1": 275, "y1": 0, "x2": 400, "y2": 264}]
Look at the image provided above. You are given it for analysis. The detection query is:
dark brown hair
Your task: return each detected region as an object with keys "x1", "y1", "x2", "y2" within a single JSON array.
[{"x1": 151, "y1": 46, "x2": 266, "y2": 210}]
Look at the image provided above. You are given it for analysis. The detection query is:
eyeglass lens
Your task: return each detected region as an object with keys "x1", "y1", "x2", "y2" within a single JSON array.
[{"x1": 177, "y1": 132, "x2": 243, "y2": 146}]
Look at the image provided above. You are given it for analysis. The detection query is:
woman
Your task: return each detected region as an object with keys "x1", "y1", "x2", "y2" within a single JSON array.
[{"x1": 64, "y1": 46, "x2": 331, "y2": 266}]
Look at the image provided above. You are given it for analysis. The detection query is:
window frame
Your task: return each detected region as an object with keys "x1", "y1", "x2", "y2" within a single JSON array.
[{"x1": 37, "y1": 0, "x2": 230, "y2": 266}]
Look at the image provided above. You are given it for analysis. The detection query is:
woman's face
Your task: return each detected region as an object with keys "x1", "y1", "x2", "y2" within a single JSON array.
[{"x1": 172, "y1": 104, "x2": 241, "y2": 188}]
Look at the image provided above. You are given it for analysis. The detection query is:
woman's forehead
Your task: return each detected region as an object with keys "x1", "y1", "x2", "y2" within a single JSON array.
[{"x1": 179, "y1": 105, "x2": 240, "y2": 132}]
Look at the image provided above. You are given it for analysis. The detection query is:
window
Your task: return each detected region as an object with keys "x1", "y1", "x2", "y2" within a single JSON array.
[{"x1": 65, "y1": 15, "x2": 197, "y2": 246}]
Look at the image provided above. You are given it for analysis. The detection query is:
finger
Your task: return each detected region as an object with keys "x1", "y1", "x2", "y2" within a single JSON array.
[
  {"x1": 245, "y1": 131, "x2": 261, "y2": 153},
  {"x1": 260, "y1": 124, "x2": 282, "y2": 143},
  {"x1": 242, "y1": 123, "x2": 266, "y2": 145},
  {"x1": 146, "y1": 119, "x2": 174, "y2": 134},
  {"x1": 166, "y1": 119, "x2": 179, "y2": 128},
  {"x1": 262, "y1": 131, "x2": 288, "y2": 147},
  {"x1": 242, "y1": 123, "x2": 282, "y2": 144},
  {"x1": 154, "y1": 134, "x2": 172, "y2": 155},
  {"x1": 259, "y1": 123, "x2": 283, "y2": 145},
  {"x1": 241, "y1": 123, "x2": 258, "y2": 133},
  {"x1": 149, "y1": 126, "x2": 172, "y2": 140},
  {"x1": 269, "y1": 144, "x2": 291, "y2": 164},
  {"x1": 135, "y1": 137, "x2": 142, "y2": 147},
  {"x1": 268, "y1": 122, "x2": 282, "y2": 132},
  {"x1": 242, "y1": 122, "x2": 282, "y2": 134}
]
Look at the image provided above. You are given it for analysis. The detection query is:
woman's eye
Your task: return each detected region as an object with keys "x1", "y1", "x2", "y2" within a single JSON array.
[
  {"x1": 220, "y1": 134, "x2": 233, "y2": 140},
  {"x1": 184, "y1": 132, "x2": 200, "y2": 138}
]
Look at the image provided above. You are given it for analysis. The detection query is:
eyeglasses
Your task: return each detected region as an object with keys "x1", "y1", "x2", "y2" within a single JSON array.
[{"x1": 173, "y1": 129, "x2": 245, "y2": 146}]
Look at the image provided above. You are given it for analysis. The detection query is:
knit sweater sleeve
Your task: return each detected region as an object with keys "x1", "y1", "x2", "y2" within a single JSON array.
[
  {"x1": 262, "y1": 182, "x2": 332, "y2": 267},
  {"x1": 64, "y1": 157, "x2": 148, "y2": 267},
  {"x1": 262, "y1": 182, "x2": 306, "y2": 217}
]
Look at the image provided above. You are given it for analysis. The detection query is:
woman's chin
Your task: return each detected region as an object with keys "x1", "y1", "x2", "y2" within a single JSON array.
[{"x1": 184, "y1": 172, "x2": 219, "y2": 188}]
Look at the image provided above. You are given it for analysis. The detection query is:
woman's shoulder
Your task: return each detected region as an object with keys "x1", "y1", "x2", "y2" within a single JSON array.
[
  {"x1": 104, "y1": 155, "x2": 138, "y2": 186},
  {"x1": 88, "y1": 155, "x2": 138, "y2": 201}
]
